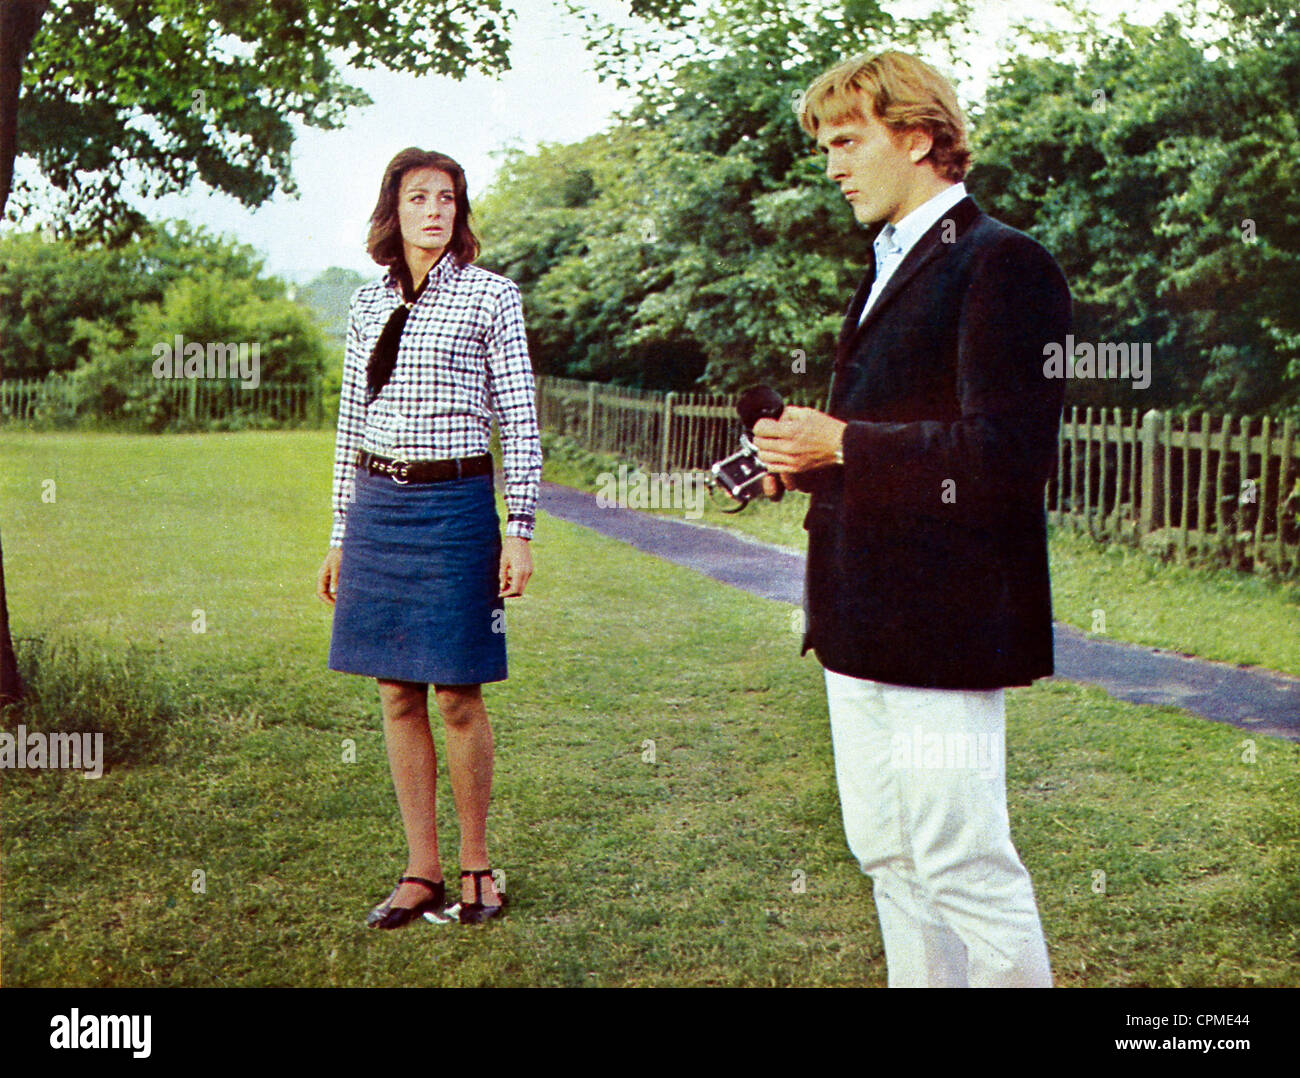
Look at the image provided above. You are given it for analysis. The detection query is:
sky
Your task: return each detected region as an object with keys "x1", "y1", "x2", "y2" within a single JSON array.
[{"x1": 14, "y1": 0, "x2": 1177, "y2": 284}]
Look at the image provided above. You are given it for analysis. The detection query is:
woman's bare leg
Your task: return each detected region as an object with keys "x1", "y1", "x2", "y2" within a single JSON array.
[
  {"x1": 435, "y1": 683, "x2": 502, "y2": 908},
  {"x1": 378, "y1": 679, "x2": 444, "y2": 907}
]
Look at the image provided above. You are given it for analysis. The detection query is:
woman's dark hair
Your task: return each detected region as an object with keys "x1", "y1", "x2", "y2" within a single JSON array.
[{"x1": 366, "y1": 148, "x2": 480, "y2": 268}]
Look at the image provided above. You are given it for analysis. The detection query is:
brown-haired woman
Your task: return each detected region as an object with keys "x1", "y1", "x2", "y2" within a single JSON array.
[{"x1": 316, "y1": 148, "x2": 541, "y2": 927}]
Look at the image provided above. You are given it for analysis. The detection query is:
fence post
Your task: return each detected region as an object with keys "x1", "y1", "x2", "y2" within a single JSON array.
[
  {"x1": 661, "y1": 392, "x2": 675, "y2": 475},
  {"x1": 586, "y1": 382, "x2": 597, "y2": 451},
  {"x1": 1254, "y1": 416, "x2": 1271, "y2": 565},
  {"x1": 1139, "y1": 408, "x2": 1163, "y2": 536},
  {"x1": 1280, "y1": 418, "x2": 1296, "y2": 570}
]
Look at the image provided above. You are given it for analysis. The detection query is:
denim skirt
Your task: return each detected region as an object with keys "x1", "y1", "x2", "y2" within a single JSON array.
[{"x1": 328, "y1": 467, "x2": 506, "y2": 685}]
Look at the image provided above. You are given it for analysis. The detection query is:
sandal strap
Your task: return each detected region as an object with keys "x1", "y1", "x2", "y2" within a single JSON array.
[
  {"x1": 398, "y1": 875, "x2": 443, "y2": 892},
  {"x1": 459, "y1": 868, "x2": 496, "y2": 904}
]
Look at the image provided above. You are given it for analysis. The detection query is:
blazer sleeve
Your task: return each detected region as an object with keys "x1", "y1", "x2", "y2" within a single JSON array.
[{"x1": 838, "y1": 232, "x2": 1070, "y2": 526}]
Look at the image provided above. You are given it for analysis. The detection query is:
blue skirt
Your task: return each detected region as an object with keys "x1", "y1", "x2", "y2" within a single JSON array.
[{"x1": 328, "y1": 468, "x2": 506, "y2": 685}]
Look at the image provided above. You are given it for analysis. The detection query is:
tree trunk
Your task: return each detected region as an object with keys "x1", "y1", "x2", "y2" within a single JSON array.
[
  {"x1": 0, "y1": 0, "x2": 50, "y2": 704},
  {"x1": 0, "y1": 529, "x2": 20, "y2": 704},
  {"x1": 0, "y1": 0, "x2": 49, "y2": 211}
]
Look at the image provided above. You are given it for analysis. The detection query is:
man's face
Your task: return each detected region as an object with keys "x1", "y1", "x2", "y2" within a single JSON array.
[
  {"x1": 397, "y1": 167, "x2": 456, "y2": 255},
  {"x1": 816, "y1": 109, "x2": 924, "y2": 227}
]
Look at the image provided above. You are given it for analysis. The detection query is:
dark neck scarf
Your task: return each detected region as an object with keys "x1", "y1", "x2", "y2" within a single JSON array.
[{"x1": 365, "y1": 254, "x2": 444, "y2": 402}]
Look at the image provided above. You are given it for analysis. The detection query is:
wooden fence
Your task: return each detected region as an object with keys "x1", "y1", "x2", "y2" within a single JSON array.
[
  {"x1": 1051, "y1": 408, "x2": 1299, "y2": 570},
  {"x1": 535, "y1": 375, "x2": 823, "y2": 475},
  {"x1": 0, "y1": 376, "x2": 323, "y2": 427},
  {"x1": 536, "y1": 376, "x2": 1300, "y2": 573}
]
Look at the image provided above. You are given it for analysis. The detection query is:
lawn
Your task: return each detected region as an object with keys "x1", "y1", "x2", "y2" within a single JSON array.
[{"x1": 1, "y1": 431, "x2": 1298, "y2": 986}]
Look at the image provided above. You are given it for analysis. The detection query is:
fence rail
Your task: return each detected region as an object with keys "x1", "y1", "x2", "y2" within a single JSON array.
[
  {"x1": 536, "y1": 376, "x2": 1300, "y2": 573},
  {"x1": 0, "y1": 375, "x2": 322, "y2": 426}
]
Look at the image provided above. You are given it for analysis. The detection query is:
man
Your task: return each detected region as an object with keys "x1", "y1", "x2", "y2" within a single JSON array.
[{"x1": 753, "y1": 50, "x2": 1069, "y2": 987}]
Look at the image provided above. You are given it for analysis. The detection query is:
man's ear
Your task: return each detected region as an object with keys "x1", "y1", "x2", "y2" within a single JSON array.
[{"x1": 905, "y1": 127, "x2": 934, "y2": 165}]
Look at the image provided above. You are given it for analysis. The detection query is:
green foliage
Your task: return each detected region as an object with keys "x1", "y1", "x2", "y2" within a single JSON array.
[
  {"x1": 480, "y1": 0, "x2": 1296, "y2": 413},
  {"x1": 0, "y1": 221, "x2": 329, "y2": 429},
  {"x1": 477, "y1": 0, "x2": 971, "y2": 394},
  {"x1": 538, "y1": 430, "x2": 625, "y2": 488},
  {"x1": 970, "y1": 0, "x2": 1300, "y2": 414},
  {"x1": 12, "y1": 0, "x2": 516, "y2": 238},
  {"x1": 0, "y1": 220, "x2": 276, "y2": 379}
]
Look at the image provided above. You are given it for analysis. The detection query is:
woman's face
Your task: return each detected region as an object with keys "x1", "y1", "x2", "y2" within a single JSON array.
[{"x1": 397, "y1": 167, "x2": 456, "y2": 257}]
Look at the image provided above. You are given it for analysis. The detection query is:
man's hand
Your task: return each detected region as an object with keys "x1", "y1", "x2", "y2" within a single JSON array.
[
  {"x1": 753, "y1": 406, "x2": 847, "y2": 477},
  {"x1": 499, "y1": 536, "x2": 533, "y2": 597},
  {"x1": 317, "y1": 547, "x2": 342, "y2": 606},
  {"x1": 760, "y1": 472, "x2": 796, "y2": 501}
]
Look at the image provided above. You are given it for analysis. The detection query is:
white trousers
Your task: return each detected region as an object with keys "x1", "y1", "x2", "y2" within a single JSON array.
[{"x1": 824, "y1": 668, "x2": 1052, "y2": 987}]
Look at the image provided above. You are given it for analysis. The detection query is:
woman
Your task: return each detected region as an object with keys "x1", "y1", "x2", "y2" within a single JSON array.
[{"x1": 316, "y1": 147, "x2": 541, "y2": 928}]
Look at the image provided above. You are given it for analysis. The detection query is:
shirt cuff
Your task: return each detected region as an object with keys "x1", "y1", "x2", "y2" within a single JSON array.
[{"x1": 505, "y1": 514, "x2": 534, "y2": 541}]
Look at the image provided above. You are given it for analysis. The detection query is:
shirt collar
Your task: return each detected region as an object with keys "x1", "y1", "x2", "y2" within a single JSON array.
[
  {"x1": 884, "y1": 181, "x2": 968, "y2": 261},
  {"x1": 384, "y1": 251, "x2": 460, "y2": 297}
]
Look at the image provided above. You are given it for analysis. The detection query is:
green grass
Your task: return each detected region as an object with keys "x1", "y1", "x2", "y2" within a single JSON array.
[
  {"x1": 541, "y1": 432, "x2": 1300, "y2": 677},
  {"x1": 2, "y1": 431, "x2": 1298, "y2": 986}
]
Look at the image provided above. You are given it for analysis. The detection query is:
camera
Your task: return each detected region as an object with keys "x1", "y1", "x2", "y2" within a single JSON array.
[{"x1": 708, "y1": 385, "x2": 785, "y2": 509}]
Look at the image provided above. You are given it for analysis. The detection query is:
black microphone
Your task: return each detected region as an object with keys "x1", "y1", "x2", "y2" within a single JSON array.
[
  {"x1": 707, "y1": 385, "x2": 786, "y2": 509},
  {"x1": 736, "y1": 385, "x2": 785, "y2": 432}
]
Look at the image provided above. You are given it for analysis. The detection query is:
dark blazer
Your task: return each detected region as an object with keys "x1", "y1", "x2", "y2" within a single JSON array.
[{"x1": 800, "y1": 194, "x2": 1070, "y2": 689}]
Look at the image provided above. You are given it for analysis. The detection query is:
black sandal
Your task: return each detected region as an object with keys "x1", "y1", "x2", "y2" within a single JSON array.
[
  {"x1": 366, "y1": 875, "x2": 446, "y2": 930},
  {"x1": 458, "y1": 868, "x2": 507, "y2": 925}
]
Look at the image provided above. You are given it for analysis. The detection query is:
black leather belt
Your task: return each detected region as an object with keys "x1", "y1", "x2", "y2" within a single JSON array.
[{"x1": 355, "y1": 450, "x2": 493, "y2": 485}]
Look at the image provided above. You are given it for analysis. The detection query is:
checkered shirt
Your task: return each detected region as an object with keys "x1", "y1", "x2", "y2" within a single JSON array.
[{"x1": 330, "y1": 256, "x2": 542, "y2": 546}]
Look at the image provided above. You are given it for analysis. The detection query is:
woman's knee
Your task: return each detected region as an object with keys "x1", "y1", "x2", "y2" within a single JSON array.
[
  {"x1": 434, "y1": 684, "x2": 483, "y2": 727},
  {"x1": 377, "y1": 679, "x2": 428, "y2": 722}
]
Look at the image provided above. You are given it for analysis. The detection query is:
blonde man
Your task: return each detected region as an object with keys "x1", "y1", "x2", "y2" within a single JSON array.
[{"x1": 754, "y1": 51, "x2": 1069, "y2": 987}]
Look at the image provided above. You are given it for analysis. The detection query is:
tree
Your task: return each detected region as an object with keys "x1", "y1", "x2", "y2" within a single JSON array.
[
  {"x1": 969, "y1": 0, "x2": 1300, "y2": 413},
  {"x1": 0, "y1": 220, "x2": 272, "y2": 381},
  {"x1": 0, "y1": 0, "x2": 48, "y2": 703},
  {"x1": 0, "y1": 0, "x2": 46, "y2": 217},
  {"x1": 478, "y1": 0, "x2": 973, "y2": 395},
  {"x1": 3, "y1": 0, "x2": 520, "y2": 237}
]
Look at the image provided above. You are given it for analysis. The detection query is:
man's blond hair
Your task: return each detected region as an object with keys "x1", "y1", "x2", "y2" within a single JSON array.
[{"x1": 798, "y1": 51, "x2": 971, "y2": 182}]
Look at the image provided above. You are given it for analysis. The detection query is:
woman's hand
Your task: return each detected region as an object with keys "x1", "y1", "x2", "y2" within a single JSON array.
[
  {"x1": 317, "y1": 547, "x2": 342, "y2": 605},
  {"x1": 499, "y1": 536, "x2": 533, "y2": 597}
]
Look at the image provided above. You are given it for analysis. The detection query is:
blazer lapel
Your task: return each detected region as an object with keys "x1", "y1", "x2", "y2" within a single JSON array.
[
  {"x1": 837, "y1": 264, "x2": 877, "y2": 354},
  {"x1": 839, "y1": 196, "x2": 983, "y2": 361}
]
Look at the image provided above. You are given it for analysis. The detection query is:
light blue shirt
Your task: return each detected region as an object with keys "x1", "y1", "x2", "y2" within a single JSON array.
[{"x1": 858, "y1": 181, "x2": 968, "y2": 324}]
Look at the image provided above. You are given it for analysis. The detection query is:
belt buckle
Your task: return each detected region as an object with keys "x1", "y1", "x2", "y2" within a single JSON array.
[{"x1": 389, "y1": 457, "x2": 411, "y2": 485}]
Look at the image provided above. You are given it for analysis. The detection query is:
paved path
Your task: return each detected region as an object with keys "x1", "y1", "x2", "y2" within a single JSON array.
[{"x1": 538, "y1": 481, "x2": 1300, "y2": 742}]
